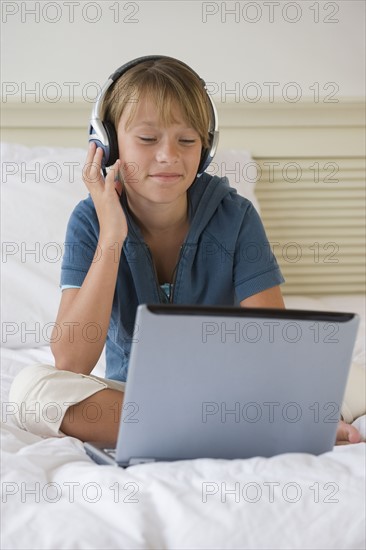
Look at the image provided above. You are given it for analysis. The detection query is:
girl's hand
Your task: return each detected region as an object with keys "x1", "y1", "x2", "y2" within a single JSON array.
[{"x1": 82, "y1": 142, "x2": 128, "y2": 241}]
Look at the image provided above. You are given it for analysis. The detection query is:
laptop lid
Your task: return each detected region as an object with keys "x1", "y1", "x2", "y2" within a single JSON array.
[{"x1": 115, "y1": 305, "x2": 359, "y2": 466}]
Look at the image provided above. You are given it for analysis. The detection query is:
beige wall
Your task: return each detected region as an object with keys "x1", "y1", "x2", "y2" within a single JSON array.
[{"x1": 1, "y1": 0, "x2": 365, "y2": 102}]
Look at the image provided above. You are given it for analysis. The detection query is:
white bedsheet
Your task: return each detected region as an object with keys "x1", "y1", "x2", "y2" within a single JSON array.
[
  {"x1": 1, "y1": 295, "x2": 365, "y2": 550},
  {"x1": 2, "y1": 422, "x2": 365, "y2": 550}
]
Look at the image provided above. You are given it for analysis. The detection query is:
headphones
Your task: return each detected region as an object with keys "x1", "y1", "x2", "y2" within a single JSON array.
[{"x1": 88, "y1": 55, "x2": 219, "y2": 178}]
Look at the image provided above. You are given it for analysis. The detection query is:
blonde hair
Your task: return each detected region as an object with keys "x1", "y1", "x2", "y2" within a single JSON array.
[{"x1": 101, "y1": 57, "x2": 211, "y2": 149}]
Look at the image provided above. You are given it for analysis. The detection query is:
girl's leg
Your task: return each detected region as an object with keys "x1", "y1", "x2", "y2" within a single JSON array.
[
  {"x1": 8, "y1": 363, "x2": 125, "y2": 443},
  {"x1": 60, "y1": 388, "x2": 123, "y2": 443}
]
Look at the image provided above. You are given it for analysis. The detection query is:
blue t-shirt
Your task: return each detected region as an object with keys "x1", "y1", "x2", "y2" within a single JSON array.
[{"x1": 60, "y1": 173, "x2": 285, "y2": 381}]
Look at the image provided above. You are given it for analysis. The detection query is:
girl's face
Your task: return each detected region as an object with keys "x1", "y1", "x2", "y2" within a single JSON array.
[{"x1": 116, "y1": 95, "x2": 203, "y2": 206}]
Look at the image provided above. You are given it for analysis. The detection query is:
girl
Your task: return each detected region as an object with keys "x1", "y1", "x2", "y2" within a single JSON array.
[{"x1": 9, "y1": 56, "x2": 363, "y2": 446}]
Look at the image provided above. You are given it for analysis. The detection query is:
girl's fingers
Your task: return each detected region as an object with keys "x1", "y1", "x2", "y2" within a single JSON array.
[
  {"x1": 104, "y1": 159, "x2": 123, "y2": 196},
  {"x1": 85, "y1": 141, "x2": 96, "y2": 162},
  {"x1": 85, "y1": 142, "x2": 100, "y2": 169},
  {"x1": 114, "y1": 179, "x2": 123, "y2": 197},
  {"x1": 83, "y1": 149, "x2": 122, "y2": 199},
  {"x1": 83, "y1": 145, "x2": 105, "y2": 187}
]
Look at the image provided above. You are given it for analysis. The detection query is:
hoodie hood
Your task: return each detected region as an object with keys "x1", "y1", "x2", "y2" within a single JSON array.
[
  {"x1": 187, "y1": 173, "x2": 235, "y2": 243},
  {"x1": 119, "y1": 172, "x2": 235, "y2": 246}
]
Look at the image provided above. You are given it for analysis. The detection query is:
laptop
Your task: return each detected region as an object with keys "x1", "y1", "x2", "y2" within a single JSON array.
[{"x1": 84, "y1": 304, "x2": 359, "y2": 467}]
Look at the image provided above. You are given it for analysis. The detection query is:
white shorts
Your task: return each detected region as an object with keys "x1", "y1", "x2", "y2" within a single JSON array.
[{"x1": 8, "y1": 364, "x2": 125, "y2": 438}]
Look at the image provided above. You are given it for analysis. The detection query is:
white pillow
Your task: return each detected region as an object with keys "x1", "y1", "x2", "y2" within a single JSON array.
[
  {"x1": 206, "y1": 149, "x2": 260, "y2": 213},
  {"x1": 1, "y1": 143, "x2": 89, "y2": 348}
]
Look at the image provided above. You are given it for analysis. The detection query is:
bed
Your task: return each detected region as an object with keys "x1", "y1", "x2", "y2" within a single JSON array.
[{"x1": 1, "y1": 136, "x2": 365, "y2": 549}]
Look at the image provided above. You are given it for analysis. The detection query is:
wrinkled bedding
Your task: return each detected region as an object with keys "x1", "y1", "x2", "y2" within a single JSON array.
[{"x1": 1, "y1": 295, "x2": 365, "y2": 550}]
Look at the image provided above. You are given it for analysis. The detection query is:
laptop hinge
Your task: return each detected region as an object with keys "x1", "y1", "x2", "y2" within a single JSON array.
[{"x1": 129, "y1": 458, "x2": 156, "y2": 466}]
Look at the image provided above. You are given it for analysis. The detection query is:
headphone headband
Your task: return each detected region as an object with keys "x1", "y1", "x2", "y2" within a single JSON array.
[{"x1": 89, "y1": 55, "x2": 219, "y2": 177}]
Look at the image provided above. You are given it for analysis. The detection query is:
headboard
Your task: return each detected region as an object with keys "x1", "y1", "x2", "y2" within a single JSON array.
[{"x1": 2, "y1": 99, "x2": 365, "y2": 295}]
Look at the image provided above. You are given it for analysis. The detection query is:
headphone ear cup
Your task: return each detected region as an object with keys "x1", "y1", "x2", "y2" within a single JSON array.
[
  {"x1": 103, "y1": 121, "x2": 119, "y2": 167},
  {"x1": 198, "y1": 126, "x2": 216, "y2": 175}
]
